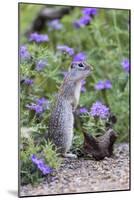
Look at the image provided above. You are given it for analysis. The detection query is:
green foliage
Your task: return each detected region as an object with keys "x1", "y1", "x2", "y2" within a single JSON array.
[
  {"x1": 19, "y1": 3, "x2": 130, "y2": 185},
  {"x1": 20, "y1": 136, "x2": 42, "y2": 185},
  {"x1": 82, "y1": 114, "x2": 106, "y2": 136},
  {"x1": 20, "y1": 131, "x2": 61, "y2": 185},
  {"x1": 43, "y1": 140, "x2": 62, "y2": 169}
]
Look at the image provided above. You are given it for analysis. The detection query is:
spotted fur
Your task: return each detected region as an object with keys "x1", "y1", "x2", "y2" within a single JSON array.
[{"x1": 48, "y1": 62, "x2": 92, "y2": 155}]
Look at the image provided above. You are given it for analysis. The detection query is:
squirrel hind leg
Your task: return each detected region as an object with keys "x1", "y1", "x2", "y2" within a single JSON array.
[{"x1": 62, "y1": 152, "x2": 77, "y2": 159}]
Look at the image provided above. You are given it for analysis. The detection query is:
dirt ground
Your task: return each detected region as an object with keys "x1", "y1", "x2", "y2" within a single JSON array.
[{"x1": 20, "y1": 143, "x2": 130, "y2": 197}]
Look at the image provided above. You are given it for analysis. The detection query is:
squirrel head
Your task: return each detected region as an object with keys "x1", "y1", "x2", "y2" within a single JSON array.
[{"x1": 68, "y1": 61, "x2": 93, "y2": 82}]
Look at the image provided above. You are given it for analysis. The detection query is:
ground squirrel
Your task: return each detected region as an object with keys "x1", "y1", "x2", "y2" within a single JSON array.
[{"x1": 48, "y1": 61, "x2": 93, "y2": 158}]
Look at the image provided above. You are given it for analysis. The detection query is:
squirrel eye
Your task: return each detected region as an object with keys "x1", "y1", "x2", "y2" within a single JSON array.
[{"x1": 78, "y1": 63, "x2": 84, "y2": 68}]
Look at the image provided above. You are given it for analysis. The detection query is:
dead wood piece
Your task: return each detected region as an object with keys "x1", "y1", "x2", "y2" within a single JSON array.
[{"x1": 83, "y1": 129, "x2": 117, "y2": 160}]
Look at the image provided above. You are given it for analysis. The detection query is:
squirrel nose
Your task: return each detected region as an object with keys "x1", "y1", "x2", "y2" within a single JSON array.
[{"x1": 86, "y1": 64, "x2": 94, "y2": 72}]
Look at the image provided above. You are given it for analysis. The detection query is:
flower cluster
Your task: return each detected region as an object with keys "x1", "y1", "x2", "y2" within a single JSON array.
[
  {"x1": 73, "y1": 52, "x2": 87, "y2": 62},
  {"x1": 20, "y1": 45, "x2": 31, "y2": 61},
  {"x1": 95, "y1": 80, "x2": 112, "y2": 90},
  {"x1": 26, "y1": 103, "x2": 43, "y2": 113},
  {"x1": 36, "y1": 97, "x2": 49, "y2": 110},
  {"x1": 29, "y1": 33, "x2": 49, "y2": 43},
  {"x1": 31, "y1": 154, "x2": 52, "y2": 175},
  {"x1": 74, "y1": 15, "x2": 91, "y2": 28},
  {"x1": 82, "y1": 8, "x2": 98, "y2": 16},
  {"x1": 36, "y1": 60, "x2": 47, "y2": 71},
  {"x1": 121, "y1": 58, "x2": 130, "y2": 73},
  {"x1": 26, "y1": 97, "x2": 49, "y2": 114},
  {"x1": 90, "y1": 101, "x2": 109, "y2": 119},
  {"x1": 47, "y1": 19, "x2": 63, "y2": 30},
  {"x1": 24, "y1": 78, "x2": 33, "y2": 85},
  {"x1": 73, "y1": 7, "x2": 97, "y2": 28},
  {"x1": 57, "y1": 45, "x2": 74, "y2": 56},
  {"x1": 79, "y1": 107, "x2": 88, "y2": 114},
  {"x1": 57, "y1": 44, "x2": 87, "y2": 62}
]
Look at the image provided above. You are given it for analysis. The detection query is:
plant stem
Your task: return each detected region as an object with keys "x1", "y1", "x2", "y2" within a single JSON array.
[{"x1": 101, "y1": 90, "x2": 109, "y2": 107}]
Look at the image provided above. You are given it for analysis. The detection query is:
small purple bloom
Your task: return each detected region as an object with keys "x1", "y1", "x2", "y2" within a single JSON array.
[
  {"x1": 47, "y1": 19, "x2": 63, "y2": 30},
  {"x1": 104, "y1": 80, "x2": 112, "y2": 89},
  {"x1": 26, "y1": 103, "x2": 43, "y2": 113},
  {"x1": 90, "y1": 101, "x2": 109, "y2": 119},
  {"x1": 34, "y1": 105, "x2": 43, "y2": 113},
  {"x1": 36, "y1": 60, "x2": 47, "y2": 71},
  {"x1": 81, "y1": 87, "x2": 86, "y2": 93},
  {"x1": 26, "y1": 97, "x2": 50, "y2": 114},
  {"x1": 81, "y1": 80, "x2": 86, "y2": 93},
  {"x1": 57, "y1": 45, "x2": 74, "y2": 56},
  {"x1": 31, "y1": 154, "x2": 39, "y2": 164},
  {"x1": 82, "y1": 8, "x2": 98, "y2": 16},
  {"x1": 36, "y1": 97, "x2": 46, "y2": 106},
  {"x1": 24, "y1": 78, "x2": 33, "y2": 85},
  {"x1": 29, "y1": 33, "x2": 49, "y2": 43},
  {"x1": 95, "y1": 80, "x2": 112, "y2": 90},
  {"x1": 79, "y1": 15, "x2": 91, "y2": 26},
  {"x1": 121, "y1": 58, "x2": 130, "y2": 73},
  {"x1": 73, "y1": 15, "x2": 91, "y2": 28},
  {"x1": 95, "y1": 80, "x2": 104, "y2": 90},
  {"x1": 79, "y1": 107, "x2": 88, "y2": 114},
  {"x1": 36, "y1": 97, "x2": 49, "y2": 109},
  {"x1": 20, "y1": 45, "x2": 31, "y2": 61},
  {"x1": 73, "y1": 21, "x2": 81, "y2": 29},
  {"x1": 73, "y1": 52, "x2": 87, "y2": 62},
  {"x1": 31, "y1": 154, "x2": 52, "y2": 175}
]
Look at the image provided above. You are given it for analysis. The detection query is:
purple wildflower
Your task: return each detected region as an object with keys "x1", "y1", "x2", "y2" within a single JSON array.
[
  {"x1": 73, "y1": 7, "x2": 97, "y2": 29},
  {"x1": 73, "y1": 52, "x2": 87, "y2": 62},
  {"x1": 26, "y1": 97, "x2": 49, "y2": 114},
  {"x1": 81, "y1": 80, "x2": 86, "y2": 93},
  {"x1": 36, "y1": 97, "x2": 46, "y2": 106},
  {"x1": 95, "y1": 80, "x2": 112, "y2": 90},
  {"x1": 79, "y1": 15, "x2": 91, "y2": 26},
  {"x1": 57, "y1": 45, "x2": 74, "y2": 56},
  {"x1": 79, "y1": 107, "x2": 88, "y2": 114},
  {"x1": 82, "y1": 8, "x2": 98, "y2": 16},
  {"x1": 47, "y1": 19, "x2": 63, "y2": 30},
  {"x1": 26, "y1": 103, "x2": 43, "y2": 113},
  {"x1": 90, "y1": 101, "x2": 110, "y2": 119},
  {"x1": 36, "y1": 97, "x2": 50, "y2": 109},
  {"x1": 95, "y1": 80, "x2": 104, "y2": 90},
  {"x1": 121, "y1": 58, "x2": 130, "y2": 73},
  {"x1": 73, "y1": 21, "x2": 81, "y2": 29},
  {"x1": 104, "y1": 80, "x2": 112, "y2": 89},
  {"x1": 24, "y1": 78, "x2": 33, "y2": 85},
  {"x1": 29, "y1": 33, "x2": 49, "y2": 43},
  {"x1": 31, "y1": 154, "x2": 52, "y2": 175},
  {"x1": 73, "y1": 15, "x2": 91, "y2": 28},
  {"x1": 36, "y1": 60, "x2": 47, "y2": 71},
  {"x1": 31, "y1": 154, "x2": 38, "y2": 163},
  {"x1": 20, "y1": 45, "x2": 31, "y2": 61}
]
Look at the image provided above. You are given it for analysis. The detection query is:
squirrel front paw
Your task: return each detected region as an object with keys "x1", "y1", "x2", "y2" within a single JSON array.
[{"x1": 62, "y1": 153, "x2": 77, "y2": 159}]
